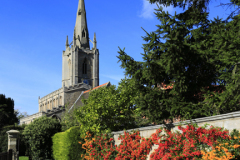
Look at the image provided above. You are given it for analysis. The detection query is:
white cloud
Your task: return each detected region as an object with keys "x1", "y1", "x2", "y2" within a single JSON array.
[{"x1": 139, "y1": 0, "x2": 175, "y2": 19}]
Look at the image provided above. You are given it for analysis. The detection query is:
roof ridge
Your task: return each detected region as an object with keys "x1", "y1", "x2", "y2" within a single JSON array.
[{"x1": 83, "y1": 81, "x2": 110, "y2": 93}]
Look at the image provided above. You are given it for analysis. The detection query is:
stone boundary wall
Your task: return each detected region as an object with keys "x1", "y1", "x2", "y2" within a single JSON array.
[
  {"x1": 111, "y1": 110, "x2": 240, "y2": 160},
  {"x1": 19, "y1": 111, "x2": 47, "y2": 125}
]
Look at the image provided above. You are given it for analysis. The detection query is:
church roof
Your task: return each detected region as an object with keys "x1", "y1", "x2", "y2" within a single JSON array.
[{"x1": 83, "y1": 81, "x2": 111, "y2": 94}]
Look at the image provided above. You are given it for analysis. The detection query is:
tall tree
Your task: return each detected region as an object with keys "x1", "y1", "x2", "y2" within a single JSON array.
[
  {"x1": 215, "y1": 0, "x2": 240, "y2": 23},
  {"x1": 149, "y1": 0, "x2": 240, "y2": 23},
  {"x1": 200, "y1": 13, "x2": 240, "y2": 115},
  {"x1": 117, "y1": 0, "x2": 239, "y2": 125},
  {"x1": 0, "y1": 94, "x2": 19, "y2": 129}
]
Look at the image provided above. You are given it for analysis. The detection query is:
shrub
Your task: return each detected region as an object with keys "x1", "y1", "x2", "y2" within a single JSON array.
[
  {"x1": 52, "y1": 126, "x2": 85, "y2": 160},
  {"x1": 22, "y1": 116, "x2": 61, "y2": 160},
  {"x1": 0, "y1": 124, "x2": 27, "y2": 157},
  {"x1": 82, "y1": 123, "x2": 240, "y2": 159}
]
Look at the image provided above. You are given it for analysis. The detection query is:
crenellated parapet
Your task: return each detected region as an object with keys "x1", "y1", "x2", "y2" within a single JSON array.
[
  {"x1": 19, "y1": 111, "x2": 47, "y2": 125},
  {"x1": 63, "y1": 82, "x2": 91, "y2": 93},
  {"x1": 38, "y1": 87, "x2": 64, "y2": 113},
  {"x1": 38, "y1": 83, "x2": 91, "y2": 113}
]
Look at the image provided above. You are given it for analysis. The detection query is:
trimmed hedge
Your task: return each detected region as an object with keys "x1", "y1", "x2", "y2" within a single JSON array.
[{"x1": 52, "y1": 126, "x2": 85, "y2": 160}]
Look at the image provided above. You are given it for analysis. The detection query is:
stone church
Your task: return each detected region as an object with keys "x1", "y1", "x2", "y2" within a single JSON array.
[{"x1": 20, "y1": 0, "x2": 111, "y2": 125}]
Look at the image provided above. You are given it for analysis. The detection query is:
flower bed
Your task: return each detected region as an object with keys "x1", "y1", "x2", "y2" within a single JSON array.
[{"x1": 79, "y1": 124, "x2": 240, "y2": 159}]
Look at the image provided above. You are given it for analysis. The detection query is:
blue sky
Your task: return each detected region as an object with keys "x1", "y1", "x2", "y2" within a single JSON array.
[{"x1": 0, "y1": 0, "x2": 237, "y2": 116}]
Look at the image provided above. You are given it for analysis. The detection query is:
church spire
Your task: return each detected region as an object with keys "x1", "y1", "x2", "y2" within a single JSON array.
[{"x1": 74, "y1": 0, "x2": 90, "y2": 49}]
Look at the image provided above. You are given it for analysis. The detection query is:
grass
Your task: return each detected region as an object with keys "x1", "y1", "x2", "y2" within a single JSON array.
[{"x1": 19, "y1": 156, "x2": 29, "y2": 160}]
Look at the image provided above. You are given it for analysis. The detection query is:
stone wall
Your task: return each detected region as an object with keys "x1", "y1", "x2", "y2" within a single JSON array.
[
  {"x1": 19, "y1": 111, "x2": 47, "y2": 125},
  {"x1": 63, "y1": 83, "x2": 91, "y2": 112},
  {"x1": 111, "y1": 110, "x2": 240, "y2": 160},
  {"x1": 38, "y1": 87, "x2": 64, "y2": 112}
]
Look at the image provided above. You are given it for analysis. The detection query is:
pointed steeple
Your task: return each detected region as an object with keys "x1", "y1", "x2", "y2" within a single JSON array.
[
  {"x1": 74, "y1": 0, "x2": 90, "y2": 49},
  {"x1": 65, "y1": 35, "x2": 69, "y2": 48}
]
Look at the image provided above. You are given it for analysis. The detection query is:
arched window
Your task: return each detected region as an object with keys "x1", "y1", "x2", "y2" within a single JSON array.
[
  {"x1": 82, "y1": 30, "x2": 85, "y2": 38},
  {"x1": 82, "y1": 58, "x2": 87, "y2": 74}
]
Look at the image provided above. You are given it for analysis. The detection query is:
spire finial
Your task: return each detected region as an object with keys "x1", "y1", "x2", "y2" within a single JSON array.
[
  {"x1": 66, "y1": 35, "x2": 69, "y2": 48},
  {"x1": 93, "y1": 32, "x2": 97, "y2": 49}
]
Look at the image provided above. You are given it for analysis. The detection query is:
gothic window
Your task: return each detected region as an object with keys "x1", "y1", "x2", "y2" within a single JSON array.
[
  {"x1": 83, "y1": 58, "x2": 87, "y2": 74},
  {"x1": 82, "y1": 30, "x2": 85, "y2": 38}
]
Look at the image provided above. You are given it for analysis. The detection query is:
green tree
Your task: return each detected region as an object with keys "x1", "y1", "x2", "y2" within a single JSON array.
[
  {"x1": 118, "y1": 78, "x2": 154, "y2": 127},
  {"x1": 0, "y1": 124, "x2": 28, "y2": 156},
  {"x1": 215, "y1": 0, "x2": 240, "y2": 23},
  {"x1": 74, "y1": 82, "x2": 139, "y2": 138},
  {"x1": 0, "y1": 94, "x2": 19, "y2": 129},
  {"x1": 149, "y1": 0, "x2": 240, "y2": 23},
  {"x1": 117, "y1": 0, "x2": 240, "y2": 125},
  {"x1": 14, "y1": 109, "x2": 29, "y2": 125},
  {"x1": 60, "y1": 105, "x2": 81, "y2": 132},
  {"x1": 200, "y1": 13, "x2": 240, "y2": 115},
  {"x1": 22, "y1": 116, "x2": 62, "y2": 160}
]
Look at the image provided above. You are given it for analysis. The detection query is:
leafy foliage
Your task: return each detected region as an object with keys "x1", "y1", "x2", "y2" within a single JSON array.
[
  {"x1": 0, "y1": 94, "x2": 19, "y2": 129},
  {"x1": 22, "y1": 116, "x2": 61, "y2": 160},
  {"x1": 116, "y1": 0, "x2": 240, "y2": 125},
  {"x1": 14, "y1": 109, "x2": 29, "y2": 124},
  {"x1": 52, "y1": 126, "x2": 84, "y2": 160},
  {"x1": 0, "y1": 124, "x2": 27, "y2": 157},
  {"x1": 200, "y1": 13, "x2": 240, "y2": 115},
  {"x1": 149, "y1": 0, "x2": 240, "y2": 23},
  {"x1": 60, "y1": 105, "x2": 81, "y2": 132},
  {"x1": 74, "y1": 82, "x2": 139, "y2": 138}
]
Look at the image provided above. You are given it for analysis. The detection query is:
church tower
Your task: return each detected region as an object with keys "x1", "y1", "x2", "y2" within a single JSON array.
[{"x1": 62, "y1": 0, "x2": 99, "y2": 88}]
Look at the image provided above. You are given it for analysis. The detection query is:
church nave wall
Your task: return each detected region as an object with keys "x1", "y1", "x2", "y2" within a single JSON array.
[{"x1": 38, "y1": 88, "x2": 64, "y2": 112}]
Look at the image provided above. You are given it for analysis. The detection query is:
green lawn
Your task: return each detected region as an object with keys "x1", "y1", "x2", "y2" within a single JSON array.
[{"x1": 19, "y1": 156, "x2": 29, "y2": 160}]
